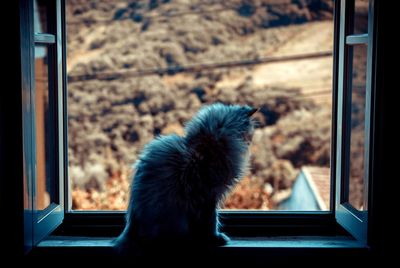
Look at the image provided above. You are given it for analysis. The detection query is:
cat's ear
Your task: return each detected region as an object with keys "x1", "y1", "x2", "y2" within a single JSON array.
[{"x1": 247, "y1": 107, "x2": 259, "y2": 117}]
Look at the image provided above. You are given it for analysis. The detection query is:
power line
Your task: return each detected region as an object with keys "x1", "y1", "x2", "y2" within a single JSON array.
[
  {"x1": 67, "y1": 51, "x2": 333, "y2": 83},
  {"x1": 67, "y1": 90, "x2": 333, "y2": 120}
]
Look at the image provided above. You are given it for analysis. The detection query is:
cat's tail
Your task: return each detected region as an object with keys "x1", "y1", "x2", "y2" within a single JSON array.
[{"x1": 113, "y1": 225, "x2": 142, "y2": 257}]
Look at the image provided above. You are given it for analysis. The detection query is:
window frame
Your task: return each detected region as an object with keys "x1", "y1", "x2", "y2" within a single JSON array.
[
  {"x1": 22, "y1": 0, "x2": 66, "y2": 248},
  {"x1": 335, "y1": 0, "x2": 376, "y2": 244},
  {"x1": 21, "y1": 0, "x2": 378, "y2": 248},
  {"x1": 58, "y1": 0, "x2": 342, "y2": 237}
]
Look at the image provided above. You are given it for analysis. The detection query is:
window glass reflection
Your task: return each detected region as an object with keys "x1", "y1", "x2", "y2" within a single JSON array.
[
  {"x1": 348, "y1": 44, "x2": 367, "y2": 210},
  {"x1": 35, "y1": 45, "x2": 57, "y2": 211}
]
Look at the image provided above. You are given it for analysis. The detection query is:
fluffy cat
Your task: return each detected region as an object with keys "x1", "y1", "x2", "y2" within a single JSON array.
[{"x1": 114, "y1": 103, "x2": 257, "y2": 254}]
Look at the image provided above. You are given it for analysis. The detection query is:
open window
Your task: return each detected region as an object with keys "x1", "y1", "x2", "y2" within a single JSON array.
[
  {"x1": 17, "y1": 0, "x2": 379, "y2": 253},
  {"x1": 23, "y1": 0, "x2": 65, "y2": 250},
  {"x1": 335, "y1": 0, "x2": 375, "y2": 243}
]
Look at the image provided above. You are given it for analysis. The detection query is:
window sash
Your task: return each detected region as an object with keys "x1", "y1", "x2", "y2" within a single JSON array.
[
  {"x1": 335, "y1": 0, "x2": 375, "y2": 244},
  {"x1": 23, "y1": 0, "x2": 65, "y2": 246}
]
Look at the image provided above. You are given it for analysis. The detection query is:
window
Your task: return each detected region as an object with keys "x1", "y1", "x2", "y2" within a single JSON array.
[
  {"x1": 22, "y1": 0, "x2": 65, "y2": 248},
  {"x1": 66, "y1": 0, "x2": 334, "y2": 212},
  {"x1": 335, "y1": 0, "x2": 374, "y2": 243},
  {"x1": 17, "y1": 0, "x2": 379, "y2": 252}
]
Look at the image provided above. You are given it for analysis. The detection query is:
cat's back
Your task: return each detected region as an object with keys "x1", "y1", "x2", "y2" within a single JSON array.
[
  {"x1": 116, "y1": 134, "x2": 189, "y2": 249},
  {"x1": 138, "y1": 134, "x2": 187, "y2": 173},
  {"x1": 131, "y1": 134, "x2": 188, "y2": 198}
]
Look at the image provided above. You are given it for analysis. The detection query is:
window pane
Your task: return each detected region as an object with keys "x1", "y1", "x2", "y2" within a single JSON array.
[
  {"x1": 67, "y1": 0, "x2": 333, "y2": 211},
  {"x1": 347, "y1": 44, "x2": 367, "y2": 210},
  {"x1": 35, "y1": 45, "x2": 57, "y2": 211},
  {"x1": 350, "y1": 0, "x2": 368, "y2": 34}
]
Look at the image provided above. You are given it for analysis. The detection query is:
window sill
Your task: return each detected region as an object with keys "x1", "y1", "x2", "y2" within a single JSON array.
[
  {"x1": 37, "y1": 235, "x2": 364, "y2": 249},
  {"x1": 30, "y1": 235, "x2": 368, "y2": 264}
]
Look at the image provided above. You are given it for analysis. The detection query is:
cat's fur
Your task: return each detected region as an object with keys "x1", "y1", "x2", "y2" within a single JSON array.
[{"x1": 114, "y1": 103, "x2": 257, "y2": 254}]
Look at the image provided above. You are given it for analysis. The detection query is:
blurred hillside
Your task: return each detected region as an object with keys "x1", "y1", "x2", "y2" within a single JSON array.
[{"x1": 66, "y1": 0, "x2": 335, "y2": 210}]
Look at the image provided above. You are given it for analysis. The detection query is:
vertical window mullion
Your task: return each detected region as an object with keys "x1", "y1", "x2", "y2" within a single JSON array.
[
  {"x1": 56, "y1": 0, "x2": 66, "y2": 212},
  {"x1": 335, "y1": 0, "x2": 349, "y2": 215}
]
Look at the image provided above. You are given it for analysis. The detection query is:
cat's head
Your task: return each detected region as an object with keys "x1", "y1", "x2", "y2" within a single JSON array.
[
  {"x1": 184, "y1": 103, "x2": 258, "y2": 191},
  {"x1": 185, "y1": 103, "x2": 258, "y2": 150}
]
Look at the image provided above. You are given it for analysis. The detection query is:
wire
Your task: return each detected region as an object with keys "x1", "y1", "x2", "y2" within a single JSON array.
[
  {"x1": 67, "y1": 51, "x2": 333, "y2": 83},
  {"x1": 67, "y1": 90, "x2": 333, "y2": 120}
]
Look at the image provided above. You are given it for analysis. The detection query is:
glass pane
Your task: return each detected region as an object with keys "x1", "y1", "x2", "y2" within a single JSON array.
[
  {"x1": 347, "y1": 44, "x2": 367, "y2": 210},
  {"x1": 34, "y1": 0, "x2": 48, "y2": 34},
  {"x1": 35, "y1": 45, "x2": 57, "y2": 211},
  {"x1": 67, "y1": 0, "x2": 333, "y2": 211},
  {"x1": 351, "y1": 0, "x2": 369, "y2": 34}
]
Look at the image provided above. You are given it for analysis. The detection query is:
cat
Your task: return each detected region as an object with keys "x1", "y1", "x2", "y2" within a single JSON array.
[{"x1": 114, "y1": 103, "x2": 257, "y2": 254}]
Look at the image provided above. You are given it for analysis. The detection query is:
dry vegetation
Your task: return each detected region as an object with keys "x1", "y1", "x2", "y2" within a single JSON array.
[{"x1": 66, "y1": 0, "x2": 336, "y2": 210}]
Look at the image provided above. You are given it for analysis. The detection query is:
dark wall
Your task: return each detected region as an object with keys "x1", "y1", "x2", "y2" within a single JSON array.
[
  {"x1": 368, "y1": 0, "x2": 395, "y2": 261},
  {"x1": 0, "y1": 0, "x2": 25, "y2": 261}
]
